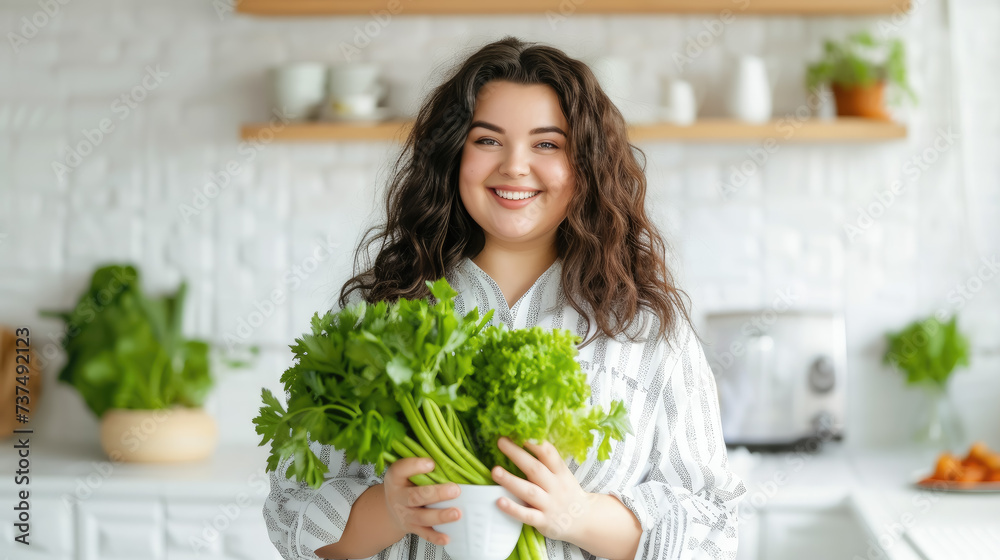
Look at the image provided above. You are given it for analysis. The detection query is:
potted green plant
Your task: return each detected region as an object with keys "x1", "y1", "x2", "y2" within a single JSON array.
[
  {"x1": 883, "y1": 315, "x2": 970, "y2": 450},
  {"x1": 41, "y1": 264, "x2": 256, "y2": 463},
  {"x1": 806, "y1": 31, "x2": 916, "y2": 120}
]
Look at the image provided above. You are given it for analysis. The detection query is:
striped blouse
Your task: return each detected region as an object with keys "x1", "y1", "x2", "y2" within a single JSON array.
[{"x1": 262, "y1": 256, "x2": 746, "y2": 560}]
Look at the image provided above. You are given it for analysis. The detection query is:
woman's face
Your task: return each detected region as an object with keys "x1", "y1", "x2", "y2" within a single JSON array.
[{"x1": 459, "y1": 80, "x2": 575, "y2": 251}]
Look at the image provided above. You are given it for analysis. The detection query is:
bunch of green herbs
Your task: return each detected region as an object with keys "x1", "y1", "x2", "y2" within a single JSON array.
[{"x1": 253, "y1": 277, "x2": 632, "y2": 559}]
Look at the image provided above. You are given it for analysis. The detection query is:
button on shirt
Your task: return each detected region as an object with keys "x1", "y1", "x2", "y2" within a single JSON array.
[{"x1": 263, "y1": 257, "x2": 746, "y2": 560}]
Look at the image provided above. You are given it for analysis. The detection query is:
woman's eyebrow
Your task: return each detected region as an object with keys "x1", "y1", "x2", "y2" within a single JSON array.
[{"x1": 470, "y1": 120, "x2": 567, "y2": 137}]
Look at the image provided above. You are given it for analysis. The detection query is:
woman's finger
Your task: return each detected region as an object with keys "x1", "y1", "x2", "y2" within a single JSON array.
[
  {"x1": 413, "y1": 504, "x2": 462, "y2": 529},
  {"x1": 389, "y1": 457, "x2": 437, "y2": 487},
  {"x1": 406, "y1": 482, "x2": 461, "y2": 508},
  {"x1": 495, "y1": 491, "x2": 544, "y2": 528},
  {"x1": 492, "y1": 465, "x2": 549, "y2": 510},
  {"x1": 497, "y1": 436, "x2": 555, "y2": 488},
  {"x1": 522, "y1": 439, "x2": 572, "y2": 477},
  {"x1": 414, "y1": 526, "x2": 451, "y2": 547}
]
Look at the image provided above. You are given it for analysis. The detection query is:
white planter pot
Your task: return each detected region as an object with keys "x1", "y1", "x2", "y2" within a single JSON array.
[{"x1": 100, "y1": 407, "x2": 218, "y2": 463}]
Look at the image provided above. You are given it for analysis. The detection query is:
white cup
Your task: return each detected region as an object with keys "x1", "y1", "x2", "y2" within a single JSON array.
[
  {"x1": 328, "y1": 62, "x2": 384, "y2": 99},
  {"x1": 660, "y1": 78, "x2": 697, "y2": 125},
  {"x1": 426, "y1": 484, "x2": 525, "y2": 560},
  {"x1": 270, "y1": 63, "x2": 328, "y2": 121}
]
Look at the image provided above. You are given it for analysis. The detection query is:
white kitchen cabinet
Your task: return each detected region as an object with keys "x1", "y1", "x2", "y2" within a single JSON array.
[
  {"x1": 0, "y1": 444, "x2": 283, "y2": 560},
  {"x1": 79, "y1": 499, "x2": 166, "y2": 560},
  {"x1": 166, "y1": 501, "x2": 282, "y2": 560},
  {"x1": 757, "y1": 506, "x2": 869, "y2": 560},
  {"x1": 0, "y1": 495, "x2": 279, "y2": 560}
]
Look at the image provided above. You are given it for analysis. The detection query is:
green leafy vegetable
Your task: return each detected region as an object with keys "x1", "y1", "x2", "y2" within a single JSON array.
[
  {"x1": 883, "y1": 315, "x2": 970, "y2": 388},
  {"x1": 465, "y1": 325, "x2": 633, "y2": 478},
  {"x1": 254, "y1": 277, "x2": 495, "y2": 488},
  {"x1": 40, "y1": 264, "x2": 253, "y2": 418},
  {"x1": 253, "y1": 277, "x2": 633, "y2": 559}
]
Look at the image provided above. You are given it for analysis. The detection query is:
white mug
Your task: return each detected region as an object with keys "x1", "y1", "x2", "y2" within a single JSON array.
[
  {"x1": 271, "y1": 63, "x2": 328, "y2": 121},
  {"x1": 725, "y1": 55, "x2": 772, "y2": 123},
  {"x1": 660, "y1": 78, "x2": 697, "y2": 126},
  {"x1": 328, "y1": 63, "x2": 385, "y2": 99}
]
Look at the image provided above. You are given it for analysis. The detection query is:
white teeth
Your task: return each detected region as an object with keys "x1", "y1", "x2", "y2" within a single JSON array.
[{"x1": 494, "y1": 189, "x2": 539, "y2": 201}]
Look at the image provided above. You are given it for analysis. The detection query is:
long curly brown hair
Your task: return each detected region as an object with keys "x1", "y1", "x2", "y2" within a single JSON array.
[{"x1": 340, "y1": 36, "x2": 691, "y2": 347}]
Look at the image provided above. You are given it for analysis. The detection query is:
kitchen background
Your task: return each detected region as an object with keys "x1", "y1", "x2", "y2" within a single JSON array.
[
  {"x1": 3, "y1": 0, "x2": 997, "y2": 449},
  {"x1": 0, "y1": 0, "x2": 999, "y2": 558}
]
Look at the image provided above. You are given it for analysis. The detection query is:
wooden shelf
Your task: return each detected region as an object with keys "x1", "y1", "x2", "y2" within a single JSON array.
[
  {"x1": 240, "y1": 118, "x2": 907, "y2": 143},
  {"x1": 627, "y1": 118, "x2": 907, "y2": 141},
  {"x1": 237, "y1": 0, "x2": 909, "y2": 15},
  {"x1": 243, "y1": 120, "x2": 414, "y2": 142}
]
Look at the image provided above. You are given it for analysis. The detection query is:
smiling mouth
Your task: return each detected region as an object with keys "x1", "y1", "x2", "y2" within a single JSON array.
[{"x1": 490, "y1": 188, "x2": 540, "y2": 201}]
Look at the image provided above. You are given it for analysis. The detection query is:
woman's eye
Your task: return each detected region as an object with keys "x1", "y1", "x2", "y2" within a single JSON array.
[{"x1": 473, "y1": 138, "x2": 559, "y2": 149}]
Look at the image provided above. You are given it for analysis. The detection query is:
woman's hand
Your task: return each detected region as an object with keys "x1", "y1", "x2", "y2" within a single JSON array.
[
  {"x1": 491, "y1": 436, "x2": 596, "y2": 544},
  {"x1": 382, "y1": 457, "x2": 462, "y2": 546}
]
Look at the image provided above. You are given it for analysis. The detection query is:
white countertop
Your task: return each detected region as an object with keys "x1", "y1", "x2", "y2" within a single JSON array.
[
  {"x1": 0, "y1": 437, "x2": 274, "y2": 499},
  {"x1": 3, "y1": 437, "x2": 997, "y2": 558},
  {"x1": 731, "y1": 442, "x2": 1000, "y2": 560}
]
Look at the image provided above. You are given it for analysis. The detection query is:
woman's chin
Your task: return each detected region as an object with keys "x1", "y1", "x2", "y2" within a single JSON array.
[{"x1": 484, "y1": 225, "x2": 538, "y2": 244}]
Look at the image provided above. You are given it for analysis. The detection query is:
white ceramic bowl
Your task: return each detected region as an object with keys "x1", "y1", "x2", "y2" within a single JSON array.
[{"x1": 426, "y1": 484, "x2": 525, "y2": 560}]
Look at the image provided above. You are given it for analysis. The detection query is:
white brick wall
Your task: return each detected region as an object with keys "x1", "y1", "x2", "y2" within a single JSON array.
[{"x1": 1, "y1": 0, "x2": 998, "y2": 449}]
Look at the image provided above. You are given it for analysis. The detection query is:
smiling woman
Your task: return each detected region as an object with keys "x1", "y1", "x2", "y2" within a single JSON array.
[
  {"x1": 262, "y1": 35, "x2": 745, "y2": 560},
  {"x1": 458, "y1": 80, "x2": 576, "y2": 307}
]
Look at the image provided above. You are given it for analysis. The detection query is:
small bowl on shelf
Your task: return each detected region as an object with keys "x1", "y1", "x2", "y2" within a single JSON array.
[{"x1": 425, "y1": 484, "x2": 525, "y2": 560}]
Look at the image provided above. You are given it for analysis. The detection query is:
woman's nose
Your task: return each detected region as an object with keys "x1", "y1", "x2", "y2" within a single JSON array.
[{"x1": 498, "y1": 145, "x2": 530, "y2": 178}]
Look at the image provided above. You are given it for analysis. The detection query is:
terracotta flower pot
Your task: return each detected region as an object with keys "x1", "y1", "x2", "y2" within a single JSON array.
[
  {"x1": 100, "y1": 406, "x2": 218, "y2": 463},
  {"x1": 831, "y1": 81, "x2": 891, "y2": 120}
]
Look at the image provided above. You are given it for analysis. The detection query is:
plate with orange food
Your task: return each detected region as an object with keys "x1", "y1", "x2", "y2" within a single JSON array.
[{"x1": 913, "y1": 441, "x2": 1000, "y2": 492}]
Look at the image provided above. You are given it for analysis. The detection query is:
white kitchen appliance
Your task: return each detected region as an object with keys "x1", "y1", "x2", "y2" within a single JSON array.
[{"x1": 702, "y1": 311, "x2": 846, "y2": 449}]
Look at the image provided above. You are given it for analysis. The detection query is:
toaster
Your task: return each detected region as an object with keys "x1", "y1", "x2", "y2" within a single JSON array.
[{"x1": 701, "y1": 311, "x2": 847, "y2": 449}]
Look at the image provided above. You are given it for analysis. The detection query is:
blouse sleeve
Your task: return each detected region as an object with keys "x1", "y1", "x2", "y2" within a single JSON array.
[
  {"x1": 262, "y1": 441, "x2": 386, "y2": 560},
  {"x1": 261, "y1": 290, "x2": 389, "y2": 560},
  {"x1": 608, "y1": 323, "x2": 746, "y2": 559}
]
